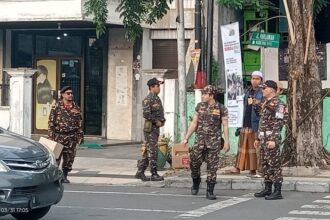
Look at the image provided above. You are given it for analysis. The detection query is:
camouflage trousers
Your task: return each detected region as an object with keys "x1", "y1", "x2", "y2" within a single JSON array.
[
  {"x1": 261, "y1": 143, "x2": 282, "y2": 183},
  {"x1": 56, "y1": 141, "x2": 77, "y2": 172},
  {"x1": 190, "y1": 142, "x2": 221, "y2": 184},
  {"x1": 138, "y1": 130, "x2": 159, "y2": 172}
]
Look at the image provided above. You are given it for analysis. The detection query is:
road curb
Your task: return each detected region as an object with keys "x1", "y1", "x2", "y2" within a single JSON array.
[
  {"x1": 296, "y1": 181, "x2": 330, "y2": 192},
  {"x1": 164, "y1": 176, "x2": 330, "y2": 193}
]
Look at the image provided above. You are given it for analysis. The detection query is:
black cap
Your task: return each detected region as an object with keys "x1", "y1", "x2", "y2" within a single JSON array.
[
  {"x1": 147, "y1": 77, "x2": 164, "y2": 87},
  {"x1": 60, "y1": 86, "x2": 73, "y2": 94},
  {"x1": 260, "y1": 80, "x2": 278, "y2": 90}
]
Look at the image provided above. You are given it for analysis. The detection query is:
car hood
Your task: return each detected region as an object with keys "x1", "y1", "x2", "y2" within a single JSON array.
[{"x1": 0, "y1": 129, "x2": 48, "y2": 160}]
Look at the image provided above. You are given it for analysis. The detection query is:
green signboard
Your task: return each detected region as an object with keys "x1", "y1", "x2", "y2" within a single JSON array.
[{"x1": 250, "y1": 32, "x2": 280, "y2": 48}]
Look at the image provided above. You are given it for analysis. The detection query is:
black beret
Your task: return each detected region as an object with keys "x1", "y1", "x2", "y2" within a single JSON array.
[
  {"x1": 260, "y1": 80, "x2": 278, "y2": 90},
  {"x1": 147, "y1": 77, "x2": 164, "y2": 87},
  {"x1": 60, "y1": 86, "x2": 73, "y2": 94}
]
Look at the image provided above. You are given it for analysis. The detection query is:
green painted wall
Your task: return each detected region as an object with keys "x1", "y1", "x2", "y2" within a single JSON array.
[
  {"x1": 180, "y1": 93, "x2": 330, "y2": 152},
  {"x1": 323, "y1": 97, "x2": 330, "y2": 149}
]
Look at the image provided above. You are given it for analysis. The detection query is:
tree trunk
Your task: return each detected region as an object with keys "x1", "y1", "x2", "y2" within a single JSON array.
[{"x1": 281, "y1": 0, "x2": 323, "y2": 167}]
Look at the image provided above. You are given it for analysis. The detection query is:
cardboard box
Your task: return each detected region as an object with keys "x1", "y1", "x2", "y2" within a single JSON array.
[
  {"x1": 172, "y1": 144, "x2": 190, "y2": 169},
  {"x1": 39, "y1": 137, "x2": 63, "y2": 159}
]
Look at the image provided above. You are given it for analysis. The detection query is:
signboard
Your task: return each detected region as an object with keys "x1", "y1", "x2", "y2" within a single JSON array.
[
  {"x1": 221, "y1": 22, "x2": 244, "y2": 128},
  {"x1": 191, "y1": 49, "x2": 201, "y2": 75},
  {"x1": 250, "y1": 32, "x2": 280, "y2": 48}
]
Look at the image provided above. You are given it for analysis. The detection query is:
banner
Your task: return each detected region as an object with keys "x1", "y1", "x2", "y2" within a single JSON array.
[
  {"x1": 220, "y1": 22, "x2": 244, "y2": 128},
  {"x1": 191, "y1": 49, "x2": 201, "y2": 76},
  {"x1": 35, "y1": 59, "x2": 57, "y2": 130}
]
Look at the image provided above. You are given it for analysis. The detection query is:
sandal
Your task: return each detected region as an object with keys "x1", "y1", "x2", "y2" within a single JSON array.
[{"x1": 227, "y1": 168, "x2": 240, "y2": 174}]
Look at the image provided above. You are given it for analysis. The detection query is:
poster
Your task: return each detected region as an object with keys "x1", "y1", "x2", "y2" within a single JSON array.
[
  {"x1": 35, "y1": 59, "x2": 57, "y2": 130},
  {"x1": 191, "y1": 49, "x2": 201, "y2": 79},
  {"x1": 221, "y1": 22, "x2": 244, "y2": 128},
  {"x1": 115, "y1": 66, "x2": 128, "y2": 105}
]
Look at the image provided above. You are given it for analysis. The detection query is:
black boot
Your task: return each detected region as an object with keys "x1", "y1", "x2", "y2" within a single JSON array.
[
  {"x1": 135, "y1": 169, "x2": 148, "y2": 181},
  {"x1": 206, "y1": 183, "x2": 216, "y2": 200},
  {"x1": 62, "y1": 170, "x2": 70, "y2": 184},
  {"x1": 254, "y1": 182, "x2": 272, "y2": 197},
  {"x1": 191, "y1": 177, "x2": 201, "y2": 195},
  {"x1": 150, "y1": 170, "x2": 164, "y2": 181},
  {"x1": 265, "y1": 182, "x2": 283, "y2": 200}
]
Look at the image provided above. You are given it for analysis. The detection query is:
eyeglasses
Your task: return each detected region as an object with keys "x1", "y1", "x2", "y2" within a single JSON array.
[
  {"x1": 65, "y1": 92, "x2": 73, "y2": 95},
  {"x1": 262, "y1": 87, "x2": 267, "y2": 90}
]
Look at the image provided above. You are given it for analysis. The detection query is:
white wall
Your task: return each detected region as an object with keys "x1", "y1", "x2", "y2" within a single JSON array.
[
  {"x1": 262, "y1": 44, "x2": 330, "y2": 89},
  {"x1": 163, "y1": 79, "x2": 178, "y2": 141},
  {"x1": 0, "y1": 106, "x2": 10, "y2": 129},
  {"x1": 106, "y1": 28, "x2": 134, "y2": 140},
  {"x1": 0, "y1": 0, "x2": 123, "y2": 25},
  {"x1": 0, "y1": 0, "x2": 82, "y2": 21}
]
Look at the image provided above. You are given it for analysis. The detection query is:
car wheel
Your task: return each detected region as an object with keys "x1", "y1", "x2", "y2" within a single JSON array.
[{"x1": 11, "y1": 206, "x2": 51, "y2": 220}]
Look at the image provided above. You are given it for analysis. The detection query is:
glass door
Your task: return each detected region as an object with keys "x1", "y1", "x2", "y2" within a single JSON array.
[{"x1": 60, "y1": 59, "x2": 82, "y2": 106}]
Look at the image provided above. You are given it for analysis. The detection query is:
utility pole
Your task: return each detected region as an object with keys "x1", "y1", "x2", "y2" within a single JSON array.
[
  {"x1": 206, "y1": 0, "x2": 214, "y2": 84},
  {"x1": 176, "y1": 0, "x2": 187, "y2": 141},
  {"x1": 195, "y1": 0, "x2": 202, "y2": 50},
  {"x1": 195, "y1": 0, "x2": 203, "y2": 75}
]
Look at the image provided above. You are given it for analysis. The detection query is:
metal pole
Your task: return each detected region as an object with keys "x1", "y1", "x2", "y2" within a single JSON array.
[
  {"x1": 201, "y1": 0, "x2": 206, "y2": 74},
  {"x1": 206, "y1": 0, "x2": 214, "y2": 84},
  {"x1": 195, "y1": 0, "x2": 202, "y2": 49},
  {"x1": 177, "y1": 0, "x2": 187, "y2": 141}
]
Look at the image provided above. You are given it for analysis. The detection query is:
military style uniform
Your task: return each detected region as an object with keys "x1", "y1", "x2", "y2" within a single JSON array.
[
  {"x1": 138, "y1": 92, "x2": 165, "y2": 174},
  {"x1": 48, "y1": 100, "x2": 83, "y2": 172},
  {"x1": 190, "y1": 101, "x2": 228, "y2": 184},
  {"x1": 254, "y1": 92, "x2": 288, "y2": 200},
  {"x1": 258, "y1": 96, "x2": 287, "y2": 184}
]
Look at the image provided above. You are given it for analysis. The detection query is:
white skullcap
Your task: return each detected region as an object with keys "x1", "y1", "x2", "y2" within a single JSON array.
[{"x1": 251, "y1": 71, "x2": 263, "y2": 79}]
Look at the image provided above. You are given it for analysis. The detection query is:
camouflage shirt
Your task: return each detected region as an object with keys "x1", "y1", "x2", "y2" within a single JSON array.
[
  {"x1": 195, "y1": 102, "x2": 228, "y2": 148},
  {"x1": 48, "y1": 100, "x2": 84, "y2": 145},
  {"x1": 258, "y1": 96, "x2": 288, "y2": 142},
  {"x1": 143, "y1": 93, "x2": 165, "y2": 125}
]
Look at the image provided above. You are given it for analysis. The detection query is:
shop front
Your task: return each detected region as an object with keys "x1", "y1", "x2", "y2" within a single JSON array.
[{"x1": 9, "y1": 28, "x2": 107, "y2": 136}]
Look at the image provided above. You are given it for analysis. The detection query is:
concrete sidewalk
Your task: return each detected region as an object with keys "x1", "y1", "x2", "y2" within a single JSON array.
[{"x1": 68, "y1": 146, "x2": 330, "y2": 193}]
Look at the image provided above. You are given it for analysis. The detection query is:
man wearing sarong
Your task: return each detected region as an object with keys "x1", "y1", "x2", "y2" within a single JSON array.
[{"x1": 231, "y1": 71, "x2": 263, "y2": 175}]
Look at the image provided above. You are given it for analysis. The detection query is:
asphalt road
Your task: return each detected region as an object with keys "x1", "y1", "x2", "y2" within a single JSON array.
[{"x1": 2, "y1": 184, "x2": 330, "y2": 220}]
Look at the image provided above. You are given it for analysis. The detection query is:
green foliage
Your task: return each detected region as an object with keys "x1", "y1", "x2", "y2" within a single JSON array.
[
  {"x1": 216, "y1": 0, "x2": 269, "y2": 11},
  {"x1": 217, "y1": 0, "x2": 329, "y2": 16},
  {"x1": 117, "y1": 0, "x2": 171, "y2": 41},
  {"x1": 314, "y1": 0, "x2": 329, "y2": 17},
  {"x1": 84, "y1": 0, "x2": 172, "y2": 41},
  {"x1": 84, "y1": 0, "x2": 108, "y2": 39}
]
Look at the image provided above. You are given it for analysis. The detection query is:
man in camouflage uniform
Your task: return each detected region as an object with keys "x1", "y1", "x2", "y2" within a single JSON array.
[
  {"x1": 254, "y1": 80, "x2": 288, "y2": 200},
  {"x1": 48, "y1": 86, "x2": 84, "y2": 183},
  {"x1": 183, "y1": 85, "x2": 230, "y2": 200},
  {"x1": 135, "y1": 78, "x2": 166, "y2": 181}
]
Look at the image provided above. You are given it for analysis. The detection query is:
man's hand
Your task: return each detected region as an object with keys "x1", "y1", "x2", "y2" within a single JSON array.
[
  {"x1": 156, "y1": 121, "x2": 163, "y2": 127},
  {"x1": 254, "y1": 140, "x2": 260, "y2": 149},
  {"x1": 267, "y1": 141, "x2": 276, "y2": 149},
  {"x1": 223, "y1": 141, "x2": 230, "y2": 153}
]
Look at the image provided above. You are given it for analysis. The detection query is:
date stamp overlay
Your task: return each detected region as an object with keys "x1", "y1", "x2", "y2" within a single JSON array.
[{"x1": 0, "y1": 207, "x2": 29, "y2": 214}]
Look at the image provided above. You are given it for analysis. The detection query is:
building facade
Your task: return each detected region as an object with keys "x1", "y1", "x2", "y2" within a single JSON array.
[
  {"x1": 0, "y1": 0, "x2": 135, "y2": 140},
  {"x1": 0, "y1": 0, "x2": 196, "y2": 141}
]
